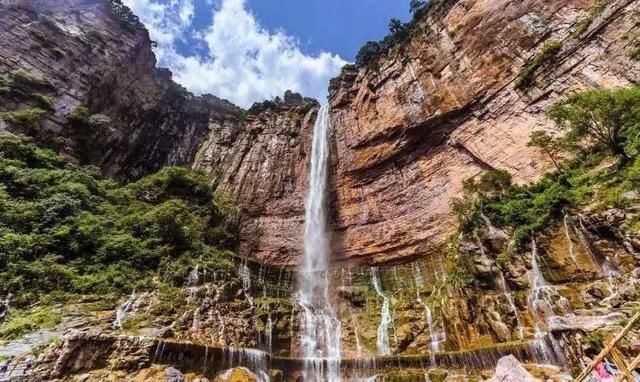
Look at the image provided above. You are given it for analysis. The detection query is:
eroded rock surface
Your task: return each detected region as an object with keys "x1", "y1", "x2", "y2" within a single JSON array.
[{"x1": 327, "y1": 0, "x2": 640, "y2": 265}]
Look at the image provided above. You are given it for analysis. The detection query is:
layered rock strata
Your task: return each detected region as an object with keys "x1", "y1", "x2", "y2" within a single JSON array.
[
  {"x1": 0, "y1": 0, "x2": 241, "y2": 179},
  {"x1": 328, "y1": 0, "x2": 640, "y2": 264}
]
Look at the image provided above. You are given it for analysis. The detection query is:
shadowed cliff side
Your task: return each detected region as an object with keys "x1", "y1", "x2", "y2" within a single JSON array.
[{"x1": 0, "y1": 0, "x2": 243, "y2": 180}]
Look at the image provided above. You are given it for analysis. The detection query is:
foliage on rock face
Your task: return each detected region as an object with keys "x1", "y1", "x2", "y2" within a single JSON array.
[
  {"x1": 0, "y1": 108, "x2": 46, "y2": 132},
  {"x1": 0, "y1": 135, "x2": 237, "y2": 308},
  {"x1": 67, "y1": 106, "x2": 112, "y2": 161},
  {"x1": 355, "y1": 0, "x2": 437, "y2": 67},
  {"x1": 516, "y1": 40, "x2": 562, "y2": 89},
  {"x1": 0, "y1": 70, "x2": 56, "y2": 111},
  {"x1": 452, "y1": 86, "x2": 640, "y2": 249},
  {"x1": 549, "y1": 86, "x2": 640, "y2": 166},
  {"x1": 108, "y1": 0, "x2": 144, "y2": 32}
]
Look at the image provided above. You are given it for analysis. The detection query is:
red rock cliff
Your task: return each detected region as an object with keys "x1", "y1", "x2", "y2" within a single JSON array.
[{"x1": 327, "y1": 0, "x2": 640, "y2": 265}]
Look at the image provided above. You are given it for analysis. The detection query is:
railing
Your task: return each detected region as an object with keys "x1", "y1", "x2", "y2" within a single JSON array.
[
  {"x1": 576, "y1": 311, "x2": 640, "y2": 382},
  {"x1": 0, "y1": 358, "x2": 34, "y2": 381}
]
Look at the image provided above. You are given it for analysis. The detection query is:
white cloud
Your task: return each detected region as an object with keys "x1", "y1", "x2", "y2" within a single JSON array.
[{"x1": 121, "y1": 0, "x2": 347, "y2": 108}]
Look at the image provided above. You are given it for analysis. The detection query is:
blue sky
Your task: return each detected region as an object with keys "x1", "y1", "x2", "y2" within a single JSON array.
[{"x1": 122, "y1": 0, "x2": 411, "y2": 107}]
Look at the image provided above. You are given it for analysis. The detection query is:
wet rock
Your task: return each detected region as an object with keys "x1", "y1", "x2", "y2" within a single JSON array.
[
  {"x1": 548, "y1": 313, "x2": 625, "y2": 332},
  {"x1": 487, "y1": 355, "x2": 535, "y2": 382},
  {"x1": 337, "y1": 286, "x2": 366, "y2": 307},
  {"x1": 427, "y1": 368, "x2": 448, "y2": 382},
  {"x1": 165, "y1": 367, "x2": 185, "y2": 382}
]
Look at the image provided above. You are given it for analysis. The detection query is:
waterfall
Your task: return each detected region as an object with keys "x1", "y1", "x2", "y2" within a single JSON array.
[
  {"x1": 563, "y1": 214, "x2": 578, "y2": 265},
  {"x1": 528, "y1": 238, "x2": 566, "y2": 365},
  {"x1": 371, "y1": 268, "x2": 392, "y2": 356},
  {"x1": 296, "y1": 105, "x2": 342, "y2": 382},
  {"x1": 113, "y1": 291, "x2": 146, "y2": 329},
  {"x1": 495, "y1": 270, "x2": 524, "y2": 339},
  {"x1": 265, "y1": 316, "x2": 273, "y2": 353},
  {"x1": 413, "y1": 265, "x2": 440, "y2": 362}
]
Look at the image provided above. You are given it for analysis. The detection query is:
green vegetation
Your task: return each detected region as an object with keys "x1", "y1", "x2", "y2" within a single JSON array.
[
  {"x1": 30, "y1": 93, "x2": 56, "y2": 110},
  {"x1": 571, "y1": 0, "x2": 611, "y2": 37},
  {"x1": 516, "y1": 40, "x2": 563, "y2": 89},
  {"x1": 0, "y1": 108, "x2": 46, "y2": 131},
  {"x1": 586, "y1": 330, "x2": 605, "y2": 349},
  {"x1": 549, "y1": 86, "x2": 640, "y2": 166},
  {"x1": 0, "y1": 70, "x2": 57, "y2": 115},
  {"x1": 0, "y1": 306, "x2": 59, "y2": 341},
  {"x1": 355, "y1": 1, "x2": 438, "y2": 67},
  {"x1": 452, "y1": 86, "x2": 640, "y2": 250},
  {"x1": 527, "y1": 131, "x2": 563, "y2": 172},
  {"x1": 67, "y1": 106, "x2": 111, "y2": 161},
  {"x1": 108, "y1": 0, "x2": 144, "y2": 32},
  {"x1": 0, "y1": 135, "x2": 238, "y2": 309}
]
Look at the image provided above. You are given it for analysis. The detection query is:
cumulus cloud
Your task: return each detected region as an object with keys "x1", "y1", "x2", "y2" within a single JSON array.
[{"x1": 122, "y1": 0, "x2": 347, "y2": 108}]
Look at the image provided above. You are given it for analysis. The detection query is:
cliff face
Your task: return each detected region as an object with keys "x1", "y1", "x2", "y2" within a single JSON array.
[
  {"x1": 0, "y1": 0, "x2": 241, "y2": 179},
  {"x1": 2, "y1": 0, "x2": 640, "y2": 269},
  {"x1": 193, "y1": 99, "x2": 319, "y2": 266},
  {"x1": 328, "y1": 0, "x2": 640, "y2": 264}
]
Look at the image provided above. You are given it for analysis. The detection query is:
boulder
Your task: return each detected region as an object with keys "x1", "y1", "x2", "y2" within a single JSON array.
[
  {"x1": 548, "y1": 313, "x2": 625, "y2": 332},
  {"x1": 487, "y1": 355, "x2": 536, "y2": 382},
  {"x1": 165, "y1": 366, "x2": 185, "y2": 382}
]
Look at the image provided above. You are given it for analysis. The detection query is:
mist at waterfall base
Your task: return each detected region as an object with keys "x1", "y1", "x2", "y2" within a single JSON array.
[{"x1": 296, "y1": 104, "x2": 343, "y2": 381}]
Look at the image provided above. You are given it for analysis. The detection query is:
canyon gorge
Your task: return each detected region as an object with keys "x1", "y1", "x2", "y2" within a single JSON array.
[{"x1": 1, "y1": 0, "x2": 640, "y2": 381}]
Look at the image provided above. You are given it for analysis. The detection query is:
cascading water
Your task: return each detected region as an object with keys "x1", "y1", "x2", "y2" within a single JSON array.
[
  {"x1": 563, "y1": 214, "x2": 579, "y2": 265},
  {"x1": 296, "y1": 105, "x2": 342, "y2": 382},
  {"x1": 529, "y1": 238, "x2": 566, "y2": 365},
  {"x1": 113, "y1": 291, "x2": 146, "y2": 329},
  {"x1": 412, "y1": 265, "x2": 441, "y2": 363},
  {"x1": 371, "y1": 268, "x2": 392, "y2": 356}
]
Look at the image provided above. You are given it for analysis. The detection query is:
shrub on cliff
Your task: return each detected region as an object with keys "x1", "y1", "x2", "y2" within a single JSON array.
[
  {"x1": 549, "y1": 86, "x2": 640, "y2": 167},
  {"x1": 516, "y1": 40, "x2": 562, "y2": 89},
  {"x1": 0, "y1": 135, "x2": 237, "y2": 308},
  {"x1": 354, "y1": 1, "x2": 436, "y2": 67},
  {"x1": 0, "y1": 108, "x2": 46, "y2": 132}
]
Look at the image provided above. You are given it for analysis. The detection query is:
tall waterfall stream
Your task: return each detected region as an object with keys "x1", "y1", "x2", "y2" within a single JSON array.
[{"x1": 296, "y1": 104, "x2": 342, "y2": 381}]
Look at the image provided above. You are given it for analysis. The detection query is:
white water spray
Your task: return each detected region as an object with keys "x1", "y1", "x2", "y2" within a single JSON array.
[
  {"x1": 371, "y1": 268, "x2": 392, "y2": 356},
  {"x1": 296, "y1": 105, "x2": 342, "y2": 381}
]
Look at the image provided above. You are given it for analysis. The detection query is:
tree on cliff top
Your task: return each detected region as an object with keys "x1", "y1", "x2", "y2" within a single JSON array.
[{"x1": 549, "y1": 86, "x2": 640, "y2": 166}]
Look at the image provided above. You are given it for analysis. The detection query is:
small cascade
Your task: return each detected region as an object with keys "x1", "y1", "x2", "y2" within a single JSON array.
[
  {"x1": 528, "y1": 238, "x2": 565, "y2": 364},
  {"x1": 192, "y1": 306, "x2": 201, "y2": 332},
  {"x1": 413, "y1": 265, "x2": 441, "y2": 362},
  {"x1": 495, "y1": 270, "x2": 524, "y2": 339},
  {"x1": 222, "y1": 348, "x2": 270, "y2": 382},
  {"x1": 0, "y1": 294, "x2": 10, "y2": 323},
  {"x1": 576, "y1": 217, "x2": 620, "y2": 294},
  {"x1": 480, "y1": 211, "x2": 501, "y2": 237},
  {"x1": 352, "y1": 314, "x2": 363, "y2": 358},
  {"x1": 239, "y1": 257, "x2": 254, "y2": 308},
  {"x1": 563, "y1": 214, "x2": 579, "y2": 265},
  {"x1": 113, "y1": 291, "x2": 146, "y2": 329},
  {"x1": 265, "y1": 315, "x2": 273, "y2": 353},
  {"x1": 371, "y1": 268, "x2": 392, "y2": 356}
]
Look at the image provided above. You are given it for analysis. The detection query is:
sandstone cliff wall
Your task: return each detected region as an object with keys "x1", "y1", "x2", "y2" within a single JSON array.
[
  {"x1": 328, "y1": 0, "x2": 640, "y2": 264},
  {"x1": 193, "y1": 100, "x2": 319, "y2": 266},
  {"x1": 0, "y1": 0, "x2": 241, "y2": 179}
]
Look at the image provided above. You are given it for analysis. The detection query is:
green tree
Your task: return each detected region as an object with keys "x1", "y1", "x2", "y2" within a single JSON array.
[
  {"x1": 549, "y1": 87, "x2": 640, "y2": 166},
  {"x1": 410, "y1": 0, "x2": 427, "y2": 14},
  {"x1": 463, "y1": 169, "x2": 513, "y2": 197},
  {"x1": 528, "y1": 131, "x2": 563, "y2": 173},
  {"x1": 389, "y1": 18, "x2": 404, "y2": 34}
]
